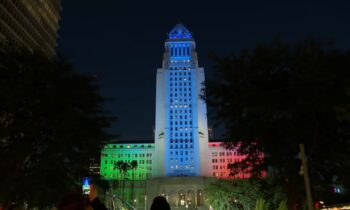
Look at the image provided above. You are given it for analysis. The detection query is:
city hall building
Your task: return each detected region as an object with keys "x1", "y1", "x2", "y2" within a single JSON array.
[{"x1": 100, "y1": 24, "x2": 249, "y2": 210}]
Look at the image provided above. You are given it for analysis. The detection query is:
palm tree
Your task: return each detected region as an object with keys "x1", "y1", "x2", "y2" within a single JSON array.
[
  {"x1": 114, "y1": 160, "x2": 124, "y2": 178},
  {"x1": 130, "y1": 160, "x2": 138, "y2": 202},
  {"x1": 120, "y1": 161, "x2": 131, "y2": 201},
  {"x1": 114, "y1": 160, "x2": 124, "y2": 196}
]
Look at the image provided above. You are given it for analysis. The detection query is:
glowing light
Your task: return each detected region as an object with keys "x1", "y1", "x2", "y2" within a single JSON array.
[
  {"x1": 100, "y1": 143, "x2": 154, "y2": 180},
  {"x1": 83, "y1": 177, "x2": 90, "y2": 186}
]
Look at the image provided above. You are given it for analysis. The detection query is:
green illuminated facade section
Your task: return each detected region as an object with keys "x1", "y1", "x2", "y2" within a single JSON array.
[{"x1": 100, "y1": 143, "x2": 155, "y2": 181}]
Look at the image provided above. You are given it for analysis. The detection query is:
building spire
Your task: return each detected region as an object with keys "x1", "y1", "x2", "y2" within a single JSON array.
[{"x1": 168, "y1": 23, "x2": 192, "y2": 40}]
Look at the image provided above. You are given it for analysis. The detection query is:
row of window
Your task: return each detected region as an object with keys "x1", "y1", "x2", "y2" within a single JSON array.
[
  {"x1": 1, "y1": 0, "x2": 57, "y2": 48},
  {"x1": 170, "y1": 87, "x2": 192, "y2": 92},
  {"x1": 170, "y1": 100, "x2": 192, "y2": 104},
  {"x1": 170, "y1": 77, "x2": 191, "y2": 81},
  {"x1": 170, "y1": 158, "x2": 194, "y2": 162},
  {"x1": 213, "y1": 172, "x2": 228, "y2": 177},
  {"x1": 170, "y1": 165, "x2": 194, "y2": 170},
  {"x1": 140, "y1": 160, "x2": 152, "y2": 164},
  {"x1": 170, "y1": 82, "x2": 191, "y2": 86},
  {"x1": 170, "y1": 121, "x2": 193, "y2": 125},
  {"x1": 170, "y1": 144, "x2": 193, "y2": 149},
  {"x1": 213, "y1": 165, "x2": 226, "y2": 170},
  {"x1": 170, "y1": 104, "x2": 192, "y2": 108},
  {"x1": 104, "y1": 173, "x2": 152, "y2": 179},
  {"x1": 107, "y1": 153, "x2": 152, "y2": 158},
  {"x1": 212, "y1": 151, "x2": 240, "y2": 156},
  {"x1": 106, "y1": 159, "x2": 152, "y2": 164},
  {"x1": 107, "y1": 144, "x2": 153, "y2": 149},
  {"x1": 169, "y1": 45, "x2": 191, "y2": 57},
  {"x1": 170, "y1": 99, "x2": 192, "y2": 104},
  {"x1": 169, "y1": 59, "x2": 192, "y2": 63},
  {"x1": 170, "y1": 139, "x2": 193, "y2": 143},
  {"x1": 212, "y1": 158, "x2": 242, "y2": 163},
  {"x1": 170, "y1": 104, "x2": 191, "y2": 108},
  {"x1": 168, "y1": 66, "x2": 192, "y2": 70},
  {"x1": 170, "y1": 114, "x2": 192, "y2": 120},
  {"x1": 170, "y1": 127, "x2": 192, "y2": 131},
  {"x1": 170, "y1": 72, "x2": 191, "y2": 76},
  {"x1": 169, "y1": 132, "x2": 192, "y2": 137},
  {"x1": 170, "y1": 150, "x2": 193, "y2": 155}
]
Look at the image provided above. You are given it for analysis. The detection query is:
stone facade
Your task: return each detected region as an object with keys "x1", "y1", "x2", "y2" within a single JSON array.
[{"x1": 146, "y1": 177, "x2": 215, "y2": 210}]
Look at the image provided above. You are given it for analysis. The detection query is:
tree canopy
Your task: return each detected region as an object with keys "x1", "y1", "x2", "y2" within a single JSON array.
[
  {"x1": 0, "y1": 47, "x2": 115, "y2": 209},
  {"x1": 205, "y1": 178, "x2": 286, "y2": 210},
  {"x1": 203, "y1": 39, "x2": 350, "y2": 207}
]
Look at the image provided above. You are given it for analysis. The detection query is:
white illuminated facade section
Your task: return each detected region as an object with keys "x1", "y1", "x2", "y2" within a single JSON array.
[{"x1": 154, "y1": 24, "x2": 210, "y2": 177}]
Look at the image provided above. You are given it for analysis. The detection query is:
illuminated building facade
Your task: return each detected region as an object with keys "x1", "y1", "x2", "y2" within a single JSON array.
[
  {"x1": 0, "y1": 0, "x2": 62, "y2": 57},
  {"x1": 100, "y1": 143, "x2": 154, "y2": 180},
  {"x1": 100, "y1": 141, "x2": 245, "y2": 209},
  {"x1": 100, "y1": 141, "x2": 247, "y2": 179},
  {"x1": 99, "y1": 24, "x2": 254, "y2": 209},
  {"x1": 88, "y1": 158, "x2": 100, "y2": 175},
  {"x1": 100, "y1": 24, "x2": 248, "y2": 181},
  {"x1": 209, "y1": 142, "x2": 250, "y2": 179},
  {"x1": 153, "y1": 23, "x2": 210, "y2": 177}
]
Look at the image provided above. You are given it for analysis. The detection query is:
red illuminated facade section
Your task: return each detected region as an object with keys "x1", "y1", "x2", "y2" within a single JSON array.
[{"x1": 209, "y1": 142, "x2": 264, "y2": 179}]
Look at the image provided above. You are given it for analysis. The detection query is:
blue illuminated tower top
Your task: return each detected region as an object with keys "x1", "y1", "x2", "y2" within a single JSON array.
[
  {"x1": 162, "y1": 24, "x2": 198, "y2": 71},
  {"x1": 168, "y1": 23, "x2": 193, "y2": 40}
]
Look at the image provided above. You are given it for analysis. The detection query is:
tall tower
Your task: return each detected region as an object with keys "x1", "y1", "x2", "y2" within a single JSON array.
[
  {"x1": 0, "y1": 0, "x2": 62, "y2": 57},
  {"x1": 154, "y1": 24, "x2": 210, "y2": 177}
]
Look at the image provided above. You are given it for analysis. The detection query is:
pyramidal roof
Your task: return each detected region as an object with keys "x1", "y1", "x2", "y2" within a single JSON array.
[{"x1": 168, "y1": 23, "x2": 192, "y2": 40}]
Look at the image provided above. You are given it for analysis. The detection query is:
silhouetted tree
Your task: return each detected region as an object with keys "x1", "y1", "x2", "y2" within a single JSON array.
[
  {"x1": 114, "y1": 160, "x2": 132, "y2": 201},
  {"x1": 205, "y1": 178, "x2": 286, "y2": 210},
  {"x1": 114, "y1": 161, "x2": 124, "y2": 179},
  {"x1": 0, "y1": 46, "x2": 115, "y2": 209},
  {"x1": 114, "y1": 160, "x2": 124, "y2": 196},
  {"x1": 203, "y1": 38, "x2": 350, "y2": 208},
  {"x1": 130, "y1": 160, "x2": 138, "y2": 201},
  {"x1": 121, "y1": 161, "x2": 131, "y2": 201}
]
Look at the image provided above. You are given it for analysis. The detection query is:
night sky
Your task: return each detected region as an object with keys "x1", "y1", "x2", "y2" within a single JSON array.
[{"x1": 57, "y1": 1, "x2": 350, "y2": 141}]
